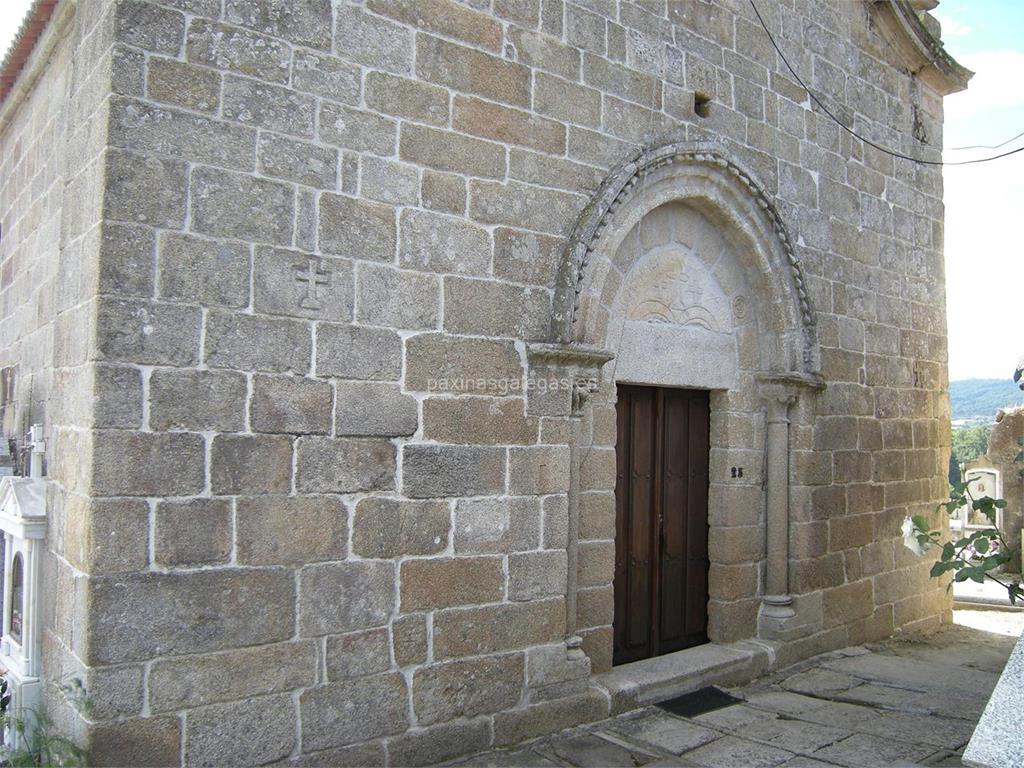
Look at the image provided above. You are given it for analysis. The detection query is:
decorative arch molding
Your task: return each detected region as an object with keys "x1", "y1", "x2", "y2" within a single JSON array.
[{"x1": 550, "y1": 141, "x2": 818, "y2": 373}]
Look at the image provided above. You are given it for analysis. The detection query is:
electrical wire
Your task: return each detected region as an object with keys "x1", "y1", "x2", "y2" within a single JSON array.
[
  {"x1": 948, "y1": 128, "x2": 1024, "y2": 151},
  {"x1": 748, "y1": 0, "x2": 1024, "y2": 166}
]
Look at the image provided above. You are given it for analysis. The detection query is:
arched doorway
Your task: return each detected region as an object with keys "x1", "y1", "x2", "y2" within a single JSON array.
[{"x1": 541, "y1": 142, "x2": 823, "y2": 670}]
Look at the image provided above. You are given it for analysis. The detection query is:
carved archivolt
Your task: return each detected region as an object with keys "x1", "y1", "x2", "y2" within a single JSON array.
[{"x1": 551, "y1": 142, "x2": 816, "y2": 361}]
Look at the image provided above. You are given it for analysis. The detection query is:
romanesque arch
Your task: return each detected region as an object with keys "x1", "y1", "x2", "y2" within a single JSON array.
[
  {"x1": 544, "y1": 142, "x2": 827, "y2": 658},
  {"x1": 551, "y1": 141, "x2": 817, "y2": 376}
]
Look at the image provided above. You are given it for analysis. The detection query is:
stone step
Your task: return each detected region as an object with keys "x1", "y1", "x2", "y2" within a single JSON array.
[{"x1": 592, "y1": 639, "x2": 779, "y2": 715}]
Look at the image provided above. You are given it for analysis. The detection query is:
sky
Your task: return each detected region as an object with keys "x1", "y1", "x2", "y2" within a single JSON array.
[{"x1": 0, "y1": 0, "x2": 1019, "y2": 381}]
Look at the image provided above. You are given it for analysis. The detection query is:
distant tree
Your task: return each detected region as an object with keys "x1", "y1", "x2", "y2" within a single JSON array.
[
  {"x1": 948, "y1": 453, "x2": 961, "y2": 486},
  {"x1": 951, "y1": 424, "x2": 992, "y2": 468}
]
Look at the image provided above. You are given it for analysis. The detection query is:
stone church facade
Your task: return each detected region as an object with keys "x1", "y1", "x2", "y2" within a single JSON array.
[{"x1": 0, "y1": 0, "x2": 968, "y2": 764}]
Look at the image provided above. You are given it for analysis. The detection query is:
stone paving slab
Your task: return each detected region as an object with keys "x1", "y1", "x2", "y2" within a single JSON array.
[{"x1": 449, "y1": 616, "x2": 1021, "y2": 768}]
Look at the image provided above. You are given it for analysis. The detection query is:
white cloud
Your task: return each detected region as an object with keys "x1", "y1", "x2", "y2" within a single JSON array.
[
  {"x1": 934, "y1": 13, "x2": 972, "y2": 40},
  {"x1": 0, "y1": 0, "x2": 34, "y2": 63},
  {"x1": 945, "y1": 51, "x2": 1024, "y2": 121}
]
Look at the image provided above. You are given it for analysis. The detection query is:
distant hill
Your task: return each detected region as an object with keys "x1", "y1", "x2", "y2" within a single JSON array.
[{"x1": 949, "y1": 378, "x2": 1024, "y2": 422}]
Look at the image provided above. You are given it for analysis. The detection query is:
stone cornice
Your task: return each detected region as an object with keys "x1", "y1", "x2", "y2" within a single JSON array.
[
  {"x1": 869, "y1": 0, "x2": 972, "y2": 95},
  {"x1": 526, "y1": 343, "x2": 615, "y2": 368}
]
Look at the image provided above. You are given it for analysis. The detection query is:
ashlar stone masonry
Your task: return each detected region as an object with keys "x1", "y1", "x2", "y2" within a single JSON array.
[{"x1": 0, "y1": 0, "x2": 968, "y2": 764}]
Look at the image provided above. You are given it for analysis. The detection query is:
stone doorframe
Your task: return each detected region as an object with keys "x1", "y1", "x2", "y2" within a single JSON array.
[{"x1": 529, "y1": 142, "x2": 825, "y2": 671}]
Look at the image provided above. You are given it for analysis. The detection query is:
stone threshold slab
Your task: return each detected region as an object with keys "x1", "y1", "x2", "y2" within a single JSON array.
[
  {"x1": 963, "y1": 628, "x2": 1024, "y2": 768},
  {"x1": 593, "y1": 639, "x2": 778, "y2": 715}
]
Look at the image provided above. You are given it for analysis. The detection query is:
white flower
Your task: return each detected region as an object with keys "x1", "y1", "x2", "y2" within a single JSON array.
[{"x1": 901, "y1": 516, "x2": 929, "y2": 556}]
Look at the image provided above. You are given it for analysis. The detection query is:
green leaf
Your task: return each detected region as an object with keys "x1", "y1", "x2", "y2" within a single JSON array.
[
  {"x1": 941, "y1": 542, "x2": 955, "y2": 560},
  {"x1": 974, "y1": 538, "x2": 989, "y2": 554}
]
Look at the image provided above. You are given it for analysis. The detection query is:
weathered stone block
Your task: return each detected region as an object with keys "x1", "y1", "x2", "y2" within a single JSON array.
[
  {"x1": 432, "y1": 599, "x2": 566, "y2": 659},
  {"x1": 158, "y1": 232, "x2": 250, "y2": 308},
  {"x1": 149, "y1": 641, "x2": 317, "y2": 712},
  {"x1": 319, "y1": 102, "x2": 397, "y2": 155},
  {"x1": 93, "y1": 431, "x2": 205, "y2": 497},
  {"x1": 237, "y1": 496, "x2": 347, "y2": 565},
  {"x1": 300, "y1": 672, "x2": 408, "y2": 750},
  {"x1": 96, "y1": 298, "x2": 200, "y2": 366},
  {"x1": 63, "y1": 496, "x2": 149, "y2": 575},
  {"x1": 577, "y1": 540, "x2": 614, "y2": 588},
  {"x1": 423, "y1": 397, "x2": 538, "y2": 445},
  {"x1": 186, "y1": 19, "x2": 292, "y2": 83},
  {"x1": 315, "y1": 324, "x2": 403, "y2": 380},
  {"x1": 353, "y1": 497, "x2": 449, "y2": 558},
  {"x1": 399, "y1": 123, "x2": 506, "y2": 179},
  {"x1": 154, "y1": 498, "x2": 232, "y2": 567},
  {"x1": 185, "y1": 694, "x2": 296, "y2": 767},
  {"x1": 534, "y1": 71, "x2": 601, "y2": 127},
  {"x1": 190, "y1": 166, "x2": 295, "y2": 246},
  {"x1": 543, "y1": 494, "x2": 570, "y2": 549},
  {"x1": 444, "y1": 277, "x2": 550, "y2": 340},
  {"x1": 356, "y1": 263, "x2": 440, "y2": 330},
  {"x1": 493, "y1": 227, "x2": 562, "y2": 287},
  {"x1": 116, "y1": 0, "x2": 185, "y2": 54},
  {"x1": 421, "y1": 170, "x2": 467, "y2": 215},
  {"x1": 454, "y1": 496, "x2": 542, "y2": 554},
  {"x1": 205, "y1": 310, "x2": 311, "y2": 373},
  {"x1": 319, "y1": 193, "x2": 396, "y2": 262},
  {"x1": 104, "y1": 150, "x2": 187, "y2": 228},
  {"x1": 360, "y1": 156, "x2": 419, "y2": 206},
  {"x1": 823, "y1": 579, "x2": 875, "y2": 628},
  {"x1": 509, "y1": 551, "x2": 568, "y2": 601},
  {"x1": 334, "y1": 4, "x2": 412, "y2": 73},
  {"x1": 86, "y1": 569, "x2": 295, "y2": 664},
  {"x1": 453, "y1": 95, "x2": 566, "y2": 152},
  {"x1": 88, "y1": 717, "x2": 182, "y2": 768},
  {"x1": 295, "y1": 437, "x2": 396, "y2": 493},
  {"x1": 509, "y1": 445, "x2": 571, "y2": 495},
  {"x1": 366, "y1": 71, "x2": 449, "y2": 127},
  {"x1": 399, "y1": 209, "x2": 491, "y2": 275},
  {"x1": 98, "y1": 222, "x2": 155, "y2": 298},
  {"x1": 387, "y1": 719, "x2": 492, "y2": 768},
  {"x1": 292, "y1": 49, "x2": 361, "y2": 102},
  {"x1": 146, "y1": 56, "x2": 220, "y2": 113},
  {"x1": 223, "y1": 74, "x2": 316, "y2": 136},
  {"x1": 470, "y1": 179, "x2": 586, "y2": 236},
  {"x1": 392, "y1": 613, "x2": 428, "y2": 667},
  {"x1": 92, "y1": 364, "x2": 144, "y2": 429},
  {"x1": 400, "y1": 557, "x2": 505, "y2": 611},
  {"x1": 299, "y1": 562, "x2": 395, "y2": 636},
  {"x1": 402, "y1": 444, "x2": 506, "y2": 498},
  {"x1": 254, "y1": 247, "x2": 354, "y2": 322},
  {"x1": 325, "y1": 627, "x2": 391, "y2": 680},
  {"x1": 413, "y1": 653, "x2": 525, "y2": 725},
  {"x1": 577, "y1": 585, "x2": 614, "y2": 629},
  {"x1": 109, "y1": 97, "x2": 254, "y2": 172},
  {"x1": 335, "y1": 382, "x2": 418, "y2": 436},
  {"x1": 210, "y1": 434, "x2": 294, "y2": 494},
  {"x1": 149, "y1": 368, "x2": 247, "y2": 432},
  {"x1": 224, "y1": 0, "x2": 333, "y2": 50},
  {"x1": 489, "y1": 688, "x2": 602, "y2": 749},
  {"x1": 417, "y1": 34, "x2": 530, "y2": 106},
  {"x1": 579, "y1": 491, "x2": 615, "y2": 540},
  {"x1": 371, "y1": 0, "x2": 502, "y2": 50},
  {"x1": 404, "y1": 334, "x2": 522, "y2": 395},
  {"x1": 250, "y1": 374, "x2": 332, "y2": 434},
  {"x1": 257, "y1": 131, "x2": 337, "y2": 187}
]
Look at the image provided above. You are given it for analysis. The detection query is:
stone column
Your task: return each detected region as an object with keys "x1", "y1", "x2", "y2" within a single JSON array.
[
  {"x1": 762, "y1": 393, "x2": 796, "y2": 617},
  {"x1": 756, "y1": 372, "x2": 825, "y2": 636},
  {"x1": 526, "y1": 343, "x2": 613, "y2": 643}
]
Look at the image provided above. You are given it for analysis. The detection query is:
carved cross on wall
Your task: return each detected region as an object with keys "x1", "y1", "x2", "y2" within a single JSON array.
[{"x1": 293, "y1": 258, "x2": 330, "y2": 310}]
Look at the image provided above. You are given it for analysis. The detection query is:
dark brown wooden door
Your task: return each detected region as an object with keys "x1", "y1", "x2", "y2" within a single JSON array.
[{"x1": 614, "y1": 385, "x2": 709, "y2": 665}]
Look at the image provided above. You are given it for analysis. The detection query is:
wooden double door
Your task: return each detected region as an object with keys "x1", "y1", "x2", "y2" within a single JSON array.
[{"x1": 613, "y1": 385, "x2": 710, "y2": 665}]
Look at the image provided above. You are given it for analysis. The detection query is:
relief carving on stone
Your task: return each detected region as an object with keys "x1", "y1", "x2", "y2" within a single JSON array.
[{"x1": 617, "y1": 250, "x2": 732, "y2": 333}]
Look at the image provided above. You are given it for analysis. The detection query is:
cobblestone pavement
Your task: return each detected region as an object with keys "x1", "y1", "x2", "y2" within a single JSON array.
[{"x1": 451, "y1": 612, "x2": 1023, "y2": 768}]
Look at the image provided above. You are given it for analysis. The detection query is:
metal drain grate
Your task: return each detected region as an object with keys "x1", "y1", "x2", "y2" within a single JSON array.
[{"x1": 656, "y1": 686, "x2": 743, "y2": 718}]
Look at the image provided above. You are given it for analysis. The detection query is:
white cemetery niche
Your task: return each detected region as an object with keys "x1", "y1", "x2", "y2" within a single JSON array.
[
  {"x1": 0, "y1": 426, "x2": 47, "y2": 750},
  {"x1": 951, "y1": 468, "x2": 1003, "y2": 536}
]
